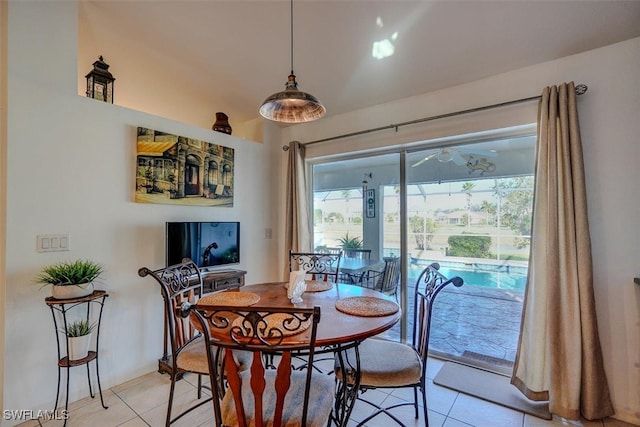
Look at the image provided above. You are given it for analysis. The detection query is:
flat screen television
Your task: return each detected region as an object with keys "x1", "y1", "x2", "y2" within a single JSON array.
[{"x1": 166, "y1": 221, "x2": 240, "y2": 269}]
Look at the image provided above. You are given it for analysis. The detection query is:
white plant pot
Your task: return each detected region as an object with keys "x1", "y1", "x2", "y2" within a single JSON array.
[
  {"x1": 51, "y1": 282, "x2": 94, "y2": 299},
  {"x1": 68, "y1": 334, "x2": 92, "y2": 361}
]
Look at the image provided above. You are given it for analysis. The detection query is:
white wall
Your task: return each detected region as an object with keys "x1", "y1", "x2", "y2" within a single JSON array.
[
  {"x1": 3, "y1": 2, "x2": 280, "y2": 423},
  {"x1": 283, "y1": 38, "x2": 640, "y2": 424}
]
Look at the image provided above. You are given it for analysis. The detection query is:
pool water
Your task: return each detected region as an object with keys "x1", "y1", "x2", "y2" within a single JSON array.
[{"x1": 408, "y1": 264, "x2": 528, "y2": 291}]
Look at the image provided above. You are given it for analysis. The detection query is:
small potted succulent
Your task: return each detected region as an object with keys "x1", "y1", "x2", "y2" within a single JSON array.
[
  {"x1": 64, "y1": 319, "x2": 95, "y2": 360},
  {"x1": 35, "y1": 259, "x2": 104, "y2": 299}
]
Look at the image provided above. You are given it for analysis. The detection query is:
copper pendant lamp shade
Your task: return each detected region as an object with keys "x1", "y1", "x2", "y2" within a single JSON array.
[
  {"x1": 259, "y1": 0, "x2": 325, "y2": 123},
  {"x1": 260, "y1": 74, "x2": 326, "y2": 123}
]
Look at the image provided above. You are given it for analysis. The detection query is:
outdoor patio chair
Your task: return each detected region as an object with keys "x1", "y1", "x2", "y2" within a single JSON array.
[
  {"x1": 338, "y1": 248, "x2": 374, "y2": 283},
  {"x1": 360, "y1": 256, "x2": 401, "y2": 300},
  {"x1": 343, "y1": 248, "x2": 372, "y2": 259},
  {"x1": 334, "y1": 262, "x2": 463, "y2": 427},
  {"x1": 323, "y1": 247, "x2": 343, "y2": 255},
  {"x1": 186, "y1": 303, "x2": 334, "y2": 427}
]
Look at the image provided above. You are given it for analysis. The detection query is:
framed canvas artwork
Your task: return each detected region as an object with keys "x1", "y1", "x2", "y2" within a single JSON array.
[{"x1": 135, "y1": 127, "x2": 234, "y2": 207}]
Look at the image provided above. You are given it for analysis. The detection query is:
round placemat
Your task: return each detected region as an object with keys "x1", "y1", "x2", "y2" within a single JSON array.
[
  {"x1": 199, "y1": 291, "x2": 260, "y2": 307},
  {"x1": 335, "y1": 296, "x2": 400, "y2": 317},
  {"x1": 304, "y1": 280, "x2": 334, "y2": 292},
  {"x1": 231, "y1": 313, "x2": 311, "y2": 337}
]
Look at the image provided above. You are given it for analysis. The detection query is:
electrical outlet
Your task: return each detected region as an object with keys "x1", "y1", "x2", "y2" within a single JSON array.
[{"x1": 37, "y1": 234, "x2": 70, "y2": 252}]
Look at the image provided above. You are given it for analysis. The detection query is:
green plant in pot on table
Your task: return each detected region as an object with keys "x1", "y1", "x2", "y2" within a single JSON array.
[
  {"x1": 64, "y1": 319, "x2": 96, "y2": 361},
  {"x1": 35, "y1": 259, "x2": 104, "y2": 299}
]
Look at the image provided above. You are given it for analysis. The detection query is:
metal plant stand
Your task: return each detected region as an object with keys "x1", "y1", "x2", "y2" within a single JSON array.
[{"x1": 45, "y1": 290, "x2": 109, "y2": 425}]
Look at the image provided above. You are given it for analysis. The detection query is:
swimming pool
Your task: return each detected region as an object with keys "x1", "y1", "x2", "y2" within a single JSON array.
[{"x1": 408, "y1": 260, "x2": 528, "y2": 291}]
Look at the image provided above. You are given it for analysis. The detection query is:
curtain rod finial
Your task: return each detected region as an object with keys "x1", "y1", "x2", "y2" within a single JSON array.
[
  {"x1": 575, "y1": 84, "x2": 588, "y2": 95},
  {"x1": 283, "y1": 145, "x2": 290, "y2": 151}
]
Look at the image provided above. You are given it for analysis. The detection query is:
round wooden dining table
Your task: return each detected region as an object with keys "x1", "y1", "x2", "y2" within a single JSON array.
[
  {"x1": 229, "y1": 281, "x2": 401, "y2": 345},
  {"x1": 197, "y1": 280, "x2": 401, "y2": 426}
]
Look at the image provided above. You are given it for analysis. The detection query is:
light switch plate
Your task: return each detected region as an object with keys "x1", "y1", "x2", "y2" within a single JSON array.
[{"x1": 37, "y1": 234, "x2": 70, "y2": 252}]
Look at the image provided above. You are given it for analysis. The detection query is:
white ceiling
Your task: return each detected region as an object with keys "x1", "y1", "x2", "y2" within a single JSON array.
[{"x1": 79, "y1": 0, "x2": 640, "y2": 125}]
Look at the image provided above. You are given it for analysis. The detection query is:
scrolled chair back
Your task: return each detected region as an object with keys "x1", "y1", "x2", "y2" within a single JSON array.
[
  {"x1": 138, "y1": 258, "x2": 203, "y2": 354},
  {"x1": 138, "y1": 258, "x2": 214, "y2": 426},
  {"x1": 289, "y1": 251, "x2": 342, "y2": 282},
  {"x1": 413, "y1": 262, "x2": 464, "y2": 361},
  {"x1": 184, "y1": 303, "x2": 333, "y2": 427}
]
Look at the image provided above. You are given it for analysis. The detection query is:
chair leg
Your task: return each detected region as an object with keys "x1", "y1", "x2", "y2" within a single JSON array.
[
  {"x1": 166, "y1": 374, "x2": 177, "y2": 427},
  {"x1": 421, "y1": 385, "x2": 429, "y2": 426},
  {"x1": 197, "y1": 374, "x2": 202, "y2": 399}
]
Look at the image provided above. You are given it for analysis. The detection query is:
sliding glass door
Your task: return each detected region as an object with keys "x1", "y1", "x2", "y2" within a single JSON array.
[
  {"x1": 405, "y1": 135, "x2": 535, "y2": 371},
  {"x1": 311, "y1": 130, "x2": 536, "y2": 371},
  {"x1": 312, "y1": 154, "x2": 401, "y2": 340}
]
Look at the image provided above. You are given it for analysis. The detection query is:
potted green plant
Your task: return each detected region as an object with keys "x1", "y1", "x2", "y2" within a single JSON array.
[
  {"x1": 64, "y1": 319, "x2": 95, "y2": 361},
  {"x1": 337, "y1": 232, "x2": 363, "y2": 249},
  {"x1": 35, "y1": 259, "x2": 104, "y2": 299}
]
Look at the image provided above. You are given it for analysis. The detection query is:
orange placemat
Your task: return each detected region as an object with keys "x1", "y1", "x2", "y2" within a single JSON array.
[
  {"x1": 231, "y1": 313, "x2": 311, "y2": 337},
  {"x1": 335, "y1": 296, "x2": 399, "y2": 317},
  {"x1": 199, "y1": 291, "x2": 260, "y2": 307}
]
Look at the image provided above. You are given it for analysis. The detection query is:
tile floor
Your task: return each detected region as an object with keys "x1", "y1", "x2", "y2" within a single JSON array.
[{"x1": 15, "y1": 357, "x2": 637, "y2": 427}]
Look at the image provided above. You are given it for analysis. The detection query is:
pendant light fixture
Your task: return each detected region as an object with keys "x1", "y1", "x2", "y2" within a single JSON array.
[{"x1": 259, "y1": 0, "x2": 326, "y2": 123}]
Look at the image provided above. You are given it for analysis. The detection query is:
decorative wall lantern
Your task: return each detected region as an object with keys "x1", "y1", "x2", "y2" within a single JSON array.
[{"x1": 85, "y1": 56, "x2": 115, "y2": 103}]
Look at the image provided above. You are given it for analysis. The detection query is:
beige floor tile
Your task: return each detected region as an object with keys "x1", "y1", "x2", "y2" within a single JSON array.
[
  {"x1": 16, "y1": 369, "x2": 631, "y2": 427},
  {"x1": 348, "y1": 389, "x2": 392, "y2": 424},
  {"x1": 426, "y1": 409, "x2": 449, "y2": 427},
  {"x1": 448, "y1": 392, "x2": 525, "y2": 426},
  {"x1": 375, "y1": 394, "x2": 428, "y2": 426},
  {"x1": 111, "y1": 371, "x2": 194, "y2": 415},
  {"x1": 138, "y1": 388, "x2": 215, "y2": 427},
  {"x1": 116, "y1": 417, "x2": 150, "y2": 427},
  {"x1": 180, "y1": 372, "x2": 211, "y2": 390},
  {"x1": 442, "y1": 417, "x2": 475, "y2": 427},
  {"x1": 39, "y1": 390, "x2": 136, "y2": 427},
  {"x1": 426, "y1": 380, "x2": 459, "y2": 416},
  {"x1": 13, "y1": 419, "x2": 41, "y2": 427}
]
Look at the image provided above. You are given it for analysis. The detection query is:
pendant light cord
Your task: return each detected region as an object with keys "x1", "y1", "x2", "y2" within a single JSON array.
[{"x1": 290, "y1": 0, "x2": 294, "y2": 75}]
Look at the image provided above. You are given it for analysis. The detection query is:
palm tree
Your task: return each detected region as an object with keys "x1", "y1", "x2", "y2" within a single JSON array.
[
  {"x1": 341, "y1": 190, "x2": 352, "y2": 223},
  {"x1": 461, "y1": 182, "x2": 475, "y2": 230}
]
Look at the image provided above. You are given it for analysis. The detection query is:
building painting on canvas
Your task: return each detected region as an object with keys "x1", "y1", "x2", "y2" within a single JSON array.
[{"x1": 135, "y1": 127, "x2": 234, "y2": 207}]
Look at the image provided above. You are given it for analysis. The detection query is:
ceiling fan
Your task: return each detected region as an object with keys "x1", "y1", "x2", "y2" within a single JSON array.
[{"x1": 411, "y1": 147, "x2": 497, "y2": 167}]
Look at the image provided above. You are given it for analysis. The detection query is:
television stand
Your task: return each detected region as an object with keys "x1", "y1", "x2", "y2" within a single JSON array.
[{"x1": 201, "y1": 268, "x2": 246, "y2": 294}]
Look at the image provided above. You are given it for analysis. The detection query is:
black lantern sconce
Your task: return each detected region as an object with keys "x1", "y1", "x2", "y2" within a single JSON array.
[{"x1": 85, "y1": 56, "x2": 115, "y2": 103}]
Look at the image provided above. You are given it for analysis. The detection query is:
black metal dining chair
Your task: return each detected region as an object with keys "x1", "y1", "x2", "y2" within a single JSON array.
[
  {"x1": 334, "y1": 262, "x2": 463, "y2": 426},
  {"x1": 137, "y1": 258, "x2": 213, "y2": 427},
  {"x1": 289, "y1": 251, "x2": 342, "y2": 282},
  {"x1": 186, "y1": 303, "x2": 335, "y2": 427}
]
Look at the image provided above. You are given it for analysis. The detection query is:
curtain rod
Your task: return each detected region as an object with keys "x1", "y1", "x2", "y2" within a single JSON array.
[{"x1": 297, "y1": 83, "x2": 588, "y2": 148}]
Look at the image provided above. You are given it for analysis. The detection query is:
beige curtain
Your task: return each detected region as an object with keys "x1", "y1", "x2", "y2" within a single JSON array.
[
  {"x1": 511, "y1": 82, "x2": 613, "y2": 420},
  {"x1": 283, "y1": 141, "x2": 311, "y2": 278}
]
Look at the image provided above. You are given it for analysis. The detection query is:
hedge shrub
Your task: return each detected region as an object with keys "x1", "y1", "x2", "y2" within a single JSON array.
[{"x1": 447, "y1": 235, "x2": 492, "y2": 258}]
